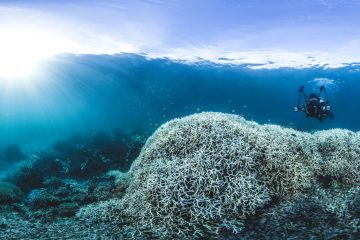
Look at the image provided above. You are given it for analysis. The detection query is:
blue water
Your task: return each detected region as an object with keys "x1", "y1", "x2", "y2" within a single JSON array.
[{"x1": 0, "y1": 53, "x2": 359, "y2": 152}]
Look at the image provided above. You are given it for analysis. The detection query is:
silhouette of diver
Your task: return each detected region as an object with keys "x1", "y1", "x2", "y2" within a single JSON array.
[{"x1": 294, "y1": 86, "x2": 333, "y2": 122}]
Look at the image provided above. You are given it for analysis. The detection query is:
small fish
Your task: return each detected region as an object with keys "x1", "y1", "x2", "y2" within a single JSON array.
[
  {"x1": 242, "y1": 105, "x2": 248, "y2": 109},
  {"x1": 154, "y1": 123, "x2": 158, "y2": 127},
  {"x1": 191, "y1": 138, "x2": 196, "y2": 143},
  {"x1": 139, "y1": 135, "x2": 144, "y2": 140},
  {"x1": 196, "y1": 107, "x2": 200, "y2": 111},
  {"x1": 232, "y1": 109, "x2": 235, "y2": 113},
  {"x1": 162, "y1": 114, "x2": 166, "y2": 118}
]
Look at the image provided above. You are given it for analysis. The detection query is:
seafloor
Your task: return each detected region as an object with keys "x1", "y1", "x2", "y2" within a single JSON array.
[{"x1": 1, "y1": 112, "x2": 360, "y2": 239}]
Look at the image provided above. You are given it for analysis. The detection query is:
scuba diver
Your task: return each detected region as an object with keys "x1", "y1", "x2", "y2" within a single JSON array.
[{"x1": 294, "y1": 85, "x2": 333, "y2": 122}]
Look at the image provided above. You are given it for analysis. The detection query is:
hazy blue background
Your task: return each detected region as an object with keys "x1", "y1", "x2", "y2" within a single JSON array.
[{"x1": 0, "y1": 53, "x2": 359, "y2": 151}]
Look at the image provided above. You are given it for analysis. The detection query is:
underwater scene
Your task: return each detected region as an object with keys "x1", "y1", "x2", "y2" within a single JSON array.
[{"x1": 1, "y1": 1, "x2": 360, "y2": 239}]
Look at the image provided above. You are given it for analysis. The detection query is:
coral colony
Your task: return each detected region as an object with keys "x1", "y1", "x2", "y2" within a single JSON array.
[{"x1": 76, "y1": 112, "x2": 360, "y2": 239}]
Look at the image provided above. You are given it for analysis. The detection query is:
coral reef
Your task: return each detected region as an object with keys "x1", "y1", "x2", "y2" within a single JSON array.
[
  {"x1": 249, "y1": 124, "x2": 321, "y2": 196},
  {"x1": 78, "y1": 112, "x2": 360, "y2": 239},
  {"x1": 122, "y1": 113, "x2": 273, "y2": 237},
  {"x1": 315, "y1": 129, "x2": 360, "y2": 185},
  {"x1": 22, "y1": 172, "x2": 128, "y2": 219},
  {"x1": 239, "y1": 184, "x2": 358, "y2": 240},
  {"x1": 0, "y1": 181, "x2": 24, "y2": 204},
  {"x1": 0, "y1": 204, "x2": 127, "y2": 239},
  {"x1": 5, "y1": 130, "x2": 143, "y2": 194},
  {"x1": 2, "y1": 112, "x2": 360, "y2": 239}
]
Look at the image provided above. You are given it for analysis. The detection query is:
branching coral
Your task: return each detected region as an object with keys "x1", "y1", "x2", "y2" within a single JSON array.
[
  {"x1": 314, "y1": 129, "x2": 360, "y2": 185},
  {"x1": 77, "y1": 112, "x2": 360, "y2": 239},
  {"x1": 249, "y1": 124, "x2": 320, "y2": 196}
]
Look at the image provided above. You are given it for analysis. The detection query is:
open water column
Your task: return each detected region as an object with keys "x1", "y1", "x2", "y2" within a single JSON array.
[{"x1": 0, "y1": 0, "x2": 360, "y2": 239}]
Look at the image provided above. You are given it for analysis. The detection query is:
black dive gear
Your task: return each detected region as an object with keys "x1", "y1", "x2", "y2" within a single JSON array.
[{"x1": 294, "y1": 85, "x2": 333, "y2": 122}]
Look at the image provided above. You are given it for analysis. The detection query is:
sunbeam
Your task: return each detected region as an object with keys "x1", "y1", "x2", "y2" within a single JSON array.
[{"x1": 0, "y1": 27, "x2": 75, "y2": 79}]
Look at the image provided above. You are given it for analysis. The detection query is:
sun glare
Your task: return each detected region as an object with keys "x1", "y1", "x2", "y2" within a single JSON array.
[{"x1": 0, "y1": 28, "x2": 74, "y2": 79}]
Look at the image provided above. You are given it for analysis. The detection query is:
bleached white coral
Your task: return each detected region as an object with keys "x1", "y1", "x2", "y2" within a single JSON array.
[
  {"x1": 106, "y1": 170, "x2": 128, "y2": 185},
  {"x1": 248, "y1": 124, "x2": 320, "y2": 196},
  {"x1": 76, "y1": 198, "x2": 124, "y2": 224},
  {"x1": 78, "y1": 112, "x2": 360, "y2": 239},
  {"x1": 119, "y1": 112, "x2": 323, "y2": 238},
  {"x1": 314, "y1": 129, "x2": 360, "y2": 185}
]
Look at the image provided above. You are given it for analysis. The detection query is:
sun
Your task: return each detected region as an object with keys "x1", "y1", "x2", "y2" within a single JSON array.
[{"x1": 0, "y1": 27, "x2": 74, "y2": 79}]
